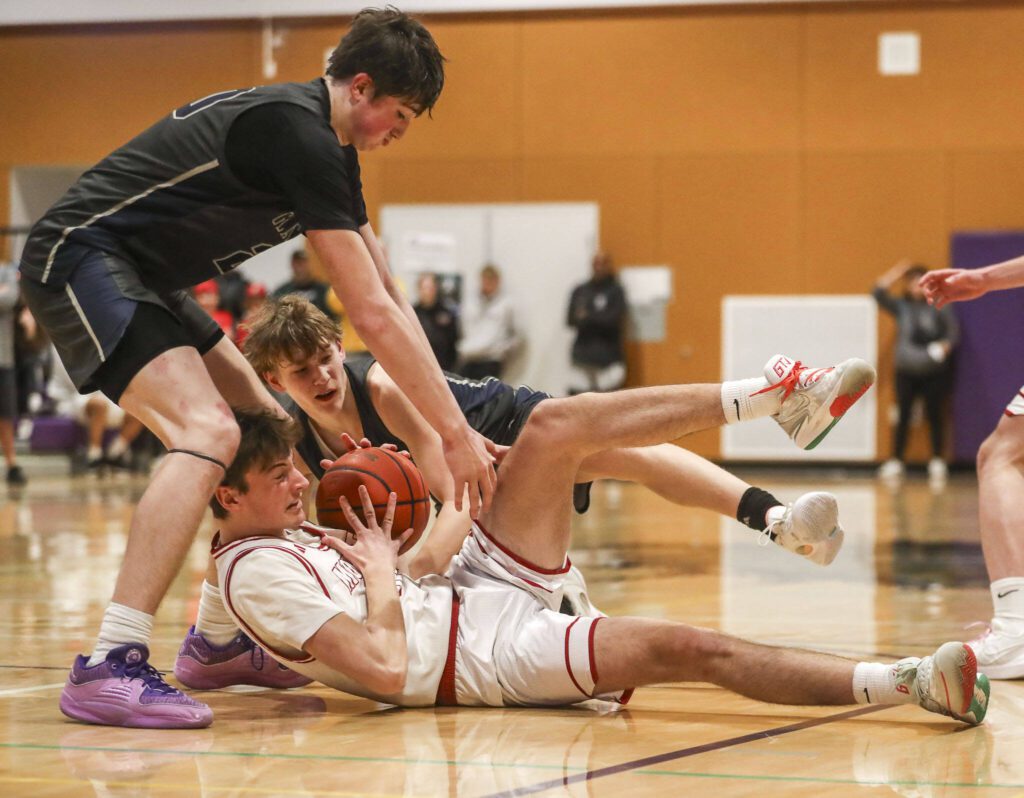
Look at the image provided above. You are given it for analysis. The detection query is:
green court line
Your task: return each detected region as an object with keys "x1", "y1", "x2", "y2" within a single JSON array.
[
  {"x1": 0, "y1": 742, "x2": 587, "y2": 772},
  {"x1": 637, "y1": 769, "x2": 1022, "y2": 790},
  {"x1": 5, "y1": 742, "x2": 1016, "y2": 792}
]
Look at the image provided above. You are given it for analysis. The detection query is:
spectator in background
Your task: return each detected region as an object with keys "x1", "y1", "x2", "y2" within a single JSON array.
[
  {"x1": 566, "y1": 251, "x2": 627, "y2": 395},
  {"x1": 874, "y1": 259, "x2": 959, "y2": 483},
  {"x1": 215, "y1": 271, "x2": 250, "y2": 327},
  {"x1": 234, "y1": 282, "x2": 268, "y2": 350},
  {"x1": 273, "y1": 250, "x2": 335, "y2": 319},
  {"x1": 48, "y1": 349, "x2": 144, "y2": 471},
  {"x1": 194, "y1": 280, "x2": 236, "y2": 341},
  {"x1": 414, "y1": 272, "x2": 460, "y2": 371},
  {"x1": 0, "y1": 261, "x2": 27, "y2": 485},
  {"x1": 458, "y1": 264, "x2": 517, "y2": 381}
]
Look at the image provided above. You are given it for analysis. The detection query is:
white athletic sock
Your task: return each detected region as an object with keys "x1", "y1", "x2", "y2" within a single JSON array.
[
  {"x1": 87, "y1": 445, "x2": 103, "y2": 461},
  {"x1": 852, "y1": 662, "x2": 915, "y2": 705},
  {"x1": 88, "y1": 603, "x2": 154, "y2": 666},
  {"x1": 991, "y1": 578, "x2": 1024, "y2": 625},
  {"x1": 194, "y1": 581, "x2": 240, "y2": 646},
  {"x1": 720, "y1": 377, "x2": 782, "y2": 424}
]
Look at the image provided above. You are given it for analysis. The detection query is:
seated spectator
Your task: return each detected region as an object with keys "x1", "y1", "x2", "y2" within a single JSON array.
[
  {"x1": 215, "y1": 271, "x2": 250, "y2": 327},
  {"x1": 414, "y1": 272, "x2": 460, "y2": 371},
  {"x1": 235, "y1": 282, "x2": 269, "y2": 349},
  {"x1": 273, "y1": 250, "x2": 335, "y2": 320},
  {"x1": 458, "y1": 264, "x2": 518, "y2": 381},
  {"x1": 47, "y1": 350, "x2": 144, "y2": 471},
  {"x1": 566, "y1": 251, "x2": 627, "y2": 395},
  {"x1": 194, "y1": 280, "x2": 236, "y2": 341}
]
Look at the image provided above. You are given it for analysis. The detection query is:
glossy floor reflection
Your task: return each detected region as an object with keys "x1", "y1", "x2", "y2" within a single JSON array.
[{"x1": 2, "y1": 466, "x2": 1022, "y2": 797}]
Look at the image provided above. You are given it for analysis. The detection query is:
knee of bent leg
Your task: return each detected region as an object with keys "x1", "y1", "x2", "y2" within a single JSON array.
[
  {"x1": 977, "y1": 419, "x2": 1024, "y2": 476},
  {"x1": 524, "y1": 397, "x2": 589, "y2": 449},
  {"x1": 173, "y1": 405, "x2": 241, "y2": 465}
]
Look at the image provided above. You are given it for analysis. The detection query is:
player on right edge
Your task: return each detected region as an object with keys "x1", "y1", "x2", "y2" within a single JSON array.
[{"x1": 921, "y1": 256, "x2": 1024, "y2": 678}]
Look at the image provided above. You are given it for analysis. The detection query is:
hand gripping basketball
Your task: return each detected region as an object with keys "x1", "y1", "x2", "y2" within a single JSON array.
[{"x1": 315, "y1": 445, "x2": 431, "y2": 554}]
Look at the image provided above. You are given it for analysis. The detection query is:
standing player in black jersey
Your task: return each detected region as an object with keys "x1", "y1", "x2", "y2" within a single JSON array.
[
  {"x1": 173, "y1": 296, "x2": 857, "y2": 690},
  {"x1": 20, "y1": 9, "x2": 498, "y2": 730}
]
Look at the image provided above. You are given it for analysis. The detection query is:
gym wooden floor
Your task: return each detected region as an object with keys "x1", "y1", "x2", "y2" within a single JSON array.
[{"x1": 2, "y1": 463, "x2": 1023, "y2": 797}]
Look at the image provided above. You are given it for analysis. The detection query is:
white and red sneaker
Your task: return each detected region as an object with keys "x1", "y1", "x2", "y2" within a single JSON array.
[{"x1": 757, "y1": 354, "x2": 876, "y2": 450}]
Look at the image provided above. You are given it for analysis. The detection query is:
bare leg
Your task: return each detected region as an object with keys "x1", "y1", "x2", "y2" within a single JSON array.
[
  {"x1": 480, "y1": 385, "x2": 723, "y2": 567},
  {"x1": 197, "y1": 337, "x2": 285, "y2": 594},
  {"x1": 977, "y1": 416, "x2": 1024, "y2": 581},
  {"x1": 84, "y1": 396, "x2": 108, "y2": 451},
  {"x1": 577, "y1": 444, "x2": 748, "y2": 518},
  {"x1": 112, "y1": 347, "x2": 240, "y2": 613},
  {"x1": 593, "y1": 617, "x2": 855, "y2": 705},
  {"x1": 202, "y1": 336, "x2": 284, "y2": 417},
  {"x1": 0, "y1": 418, "x2": 16, "y2": 467}
]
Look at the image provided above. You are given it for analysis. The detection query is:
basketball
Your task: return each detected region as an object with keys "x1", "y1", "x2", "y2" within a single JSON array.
[{"x1": 315, "y1": 447, "x2": 431, "y2": 554}]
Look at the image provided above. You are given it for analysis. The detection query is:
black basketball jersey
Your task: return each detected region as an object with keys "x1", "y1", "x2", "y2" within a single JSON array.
[
  {"x1": 20, "y1": 79, "x2": 363, "y2": 292},
  {"x1": 292, "y1": 356, "x2": 548, "y2": 481}
]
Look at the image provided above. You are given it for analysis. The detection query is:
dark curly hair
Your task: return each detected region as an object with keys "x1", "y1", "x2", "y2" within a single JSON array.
[{"x1": 326, "y1": 6, "x2": 446, "y2": 115}]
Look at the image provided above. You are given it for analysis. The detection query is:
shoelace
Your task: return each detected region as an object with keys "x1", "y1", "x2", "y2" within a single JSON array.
[
  {"x1": 752, "y1": 361, "x2": 806, "y2": 401},
  {"x1": 117, "y1": 658, "x2": 179, "y2": 694}
]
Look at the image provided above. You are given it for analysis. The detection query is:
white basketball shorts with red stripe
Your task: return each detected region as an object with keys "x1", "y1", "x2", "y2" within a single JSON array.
[{"x1": 445, "y1": 522, "x2": 633, "y2": 708}]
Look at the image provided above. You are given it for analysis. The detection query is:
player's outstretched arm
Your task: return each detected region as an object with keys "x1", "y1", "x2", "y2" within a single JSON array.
[
  {"x1": 920, "y1": 255, "x2": 1024, "y2": 307},
  {"x1": 305, "y1": 489, "x2": 412, "y2": 695},
  {"x1": 368, "y1": 375, "x2": 474, "y2": 579},
  {"x1": 308, "y1": 228, "x2": 496, "y2": 517}
]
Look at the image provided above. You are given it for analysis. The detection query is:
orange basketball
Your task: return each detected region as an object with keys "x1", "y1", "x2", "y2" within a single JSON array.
[{"x1": 315, "y1": 447, "x2": 431, "y2": 554}]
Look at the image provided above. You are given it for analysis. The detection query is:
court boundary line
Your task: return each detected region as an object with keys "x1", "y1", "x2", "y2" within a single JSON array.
[{"x1": 480, "y1": 704, "x2": 889, "y2": 798}]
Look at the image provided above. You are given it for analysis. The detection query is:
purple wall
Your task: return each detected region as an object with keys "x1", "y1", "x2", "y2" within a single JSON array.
[{"x1": 950, "y1": 233, "x2": 1024, "y2": 463}]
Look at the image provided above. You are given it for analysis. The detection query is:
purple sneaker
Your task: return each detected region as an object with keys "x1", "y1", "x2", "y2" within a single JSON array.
[
  {"x1": 174, "y1": 626, "x2": 313, "y2": 690},
  {"x1": 60, "y1": 644, "x2": 212, "y2": 729}
]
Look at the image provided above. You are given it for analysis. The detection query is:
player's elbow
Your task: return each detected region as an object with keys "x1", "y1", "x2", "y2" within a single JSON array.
[
  {"x1": 346, "y1": 301, "x2": 393, "y2": 343},
  {"x1": 367, "y1": 658, "x2": 407, "y2": 695}
]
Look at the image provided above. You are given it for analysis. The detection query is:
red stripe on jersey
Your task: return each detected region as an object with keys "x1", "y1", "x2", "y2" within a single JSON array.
[
  {"x1": 564, "y1": 617, "x2": 591, "y2": 700},
  {"x1": 222, "y1": 545, "x2": 332, "y2": 663},
  {"x1": 475, "y1": 522, "x2": 572, "y2": 576},
  {"x1": 434, "y1": 589, "x2": 460, "y2": 707}
]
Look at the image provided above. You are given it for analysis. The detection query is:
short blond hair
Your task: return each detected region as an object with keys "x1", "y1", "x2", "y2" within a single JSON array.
[{"x1": 242, "y1": 296, "x2": 342, "y2": 376}]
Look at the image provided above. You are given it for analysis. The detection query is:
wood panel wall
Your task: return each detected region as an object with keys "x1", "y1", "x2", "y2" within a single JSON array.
[{"x1": 4, "y1": 2, "x2": 1023, "y2": 460}]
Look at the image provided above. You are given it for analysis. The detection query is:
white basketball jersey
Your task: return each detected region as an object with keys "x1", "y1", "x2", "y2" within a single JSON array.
[{"x1": 213, "y1": 529, "x2": 454, "y2": 706}]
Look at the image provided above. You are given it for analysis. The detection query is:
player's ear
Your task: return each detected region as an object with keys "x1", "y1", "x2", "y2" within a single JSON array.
[
  {"x1": 214, "y1": 485, "x2": 242, "y2": 514},
  {"x1": 350, "y1": 73, "x2": 375, "y2": 102},
  {"x1": 264, "y1": 370, "x2": 285, "y2": 393}
]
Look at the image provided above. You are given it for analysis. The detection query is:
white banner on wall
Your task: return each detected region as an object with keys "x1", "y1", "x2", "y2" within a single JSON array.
[{"x1": 721, "y1": 295, "x2": 878, "y2": 462}]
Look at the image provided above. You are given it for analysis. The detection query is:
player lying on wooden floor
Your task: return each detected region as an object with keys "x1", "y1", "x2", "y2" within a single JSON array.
[
  {"x1": 175, "y1": 297, "x2": 875, "y2": 690},
  {"x1": 202, "y1": 395, "x2": 985, "y2": 722}
]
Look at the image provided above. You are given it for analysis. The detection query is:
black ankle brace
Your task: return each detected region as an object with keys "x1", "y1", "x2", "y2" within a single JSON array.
[{"x1": 736, "y1": 486, "x2": 781, "y2": 537}]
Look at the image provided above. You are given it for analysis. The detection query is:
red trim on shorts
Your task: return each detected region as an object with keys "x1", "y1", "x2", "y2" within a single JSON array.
[
  {"x1": 1007, "y1": 410, "x2": 1019, "y2": 417},
  {"x1": 222, "y1": 545, "x2": 332, "y2": 664},
  {"x1": 474, "y1": 522, "x2": 572, "y2": 576},
  {"x1": 590, "y1": 617, "x2": 634, "y2": 705},
  {"x1": 564, "y1": 617, "x2": 591, "y2": 700},
  {"x1": 588, "y1": 617, "x2": 600, "y2": 684},
  {"x1": 434, "y1": 589, "x2": 460, "y2": 707}
]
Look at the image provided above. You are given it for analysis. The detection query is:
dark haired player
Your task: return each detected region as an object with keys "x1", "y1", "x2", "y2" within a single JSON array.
[
  {"x1": 25, "y1": 8, "x2": 498, "y2": 729},
  {"x1": 201, "y1": 397, "x2": 988, "y2": 724}
]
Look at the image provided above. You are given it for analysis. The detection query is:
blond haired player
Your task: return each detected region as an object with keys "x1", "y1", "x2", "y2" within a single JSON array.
[
  {"x1": 175, "y1": 297, "x2": 868, "y2": 689},
  {"x1": 200, "y1": 390, "x2": 988, "y2": 721}
]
